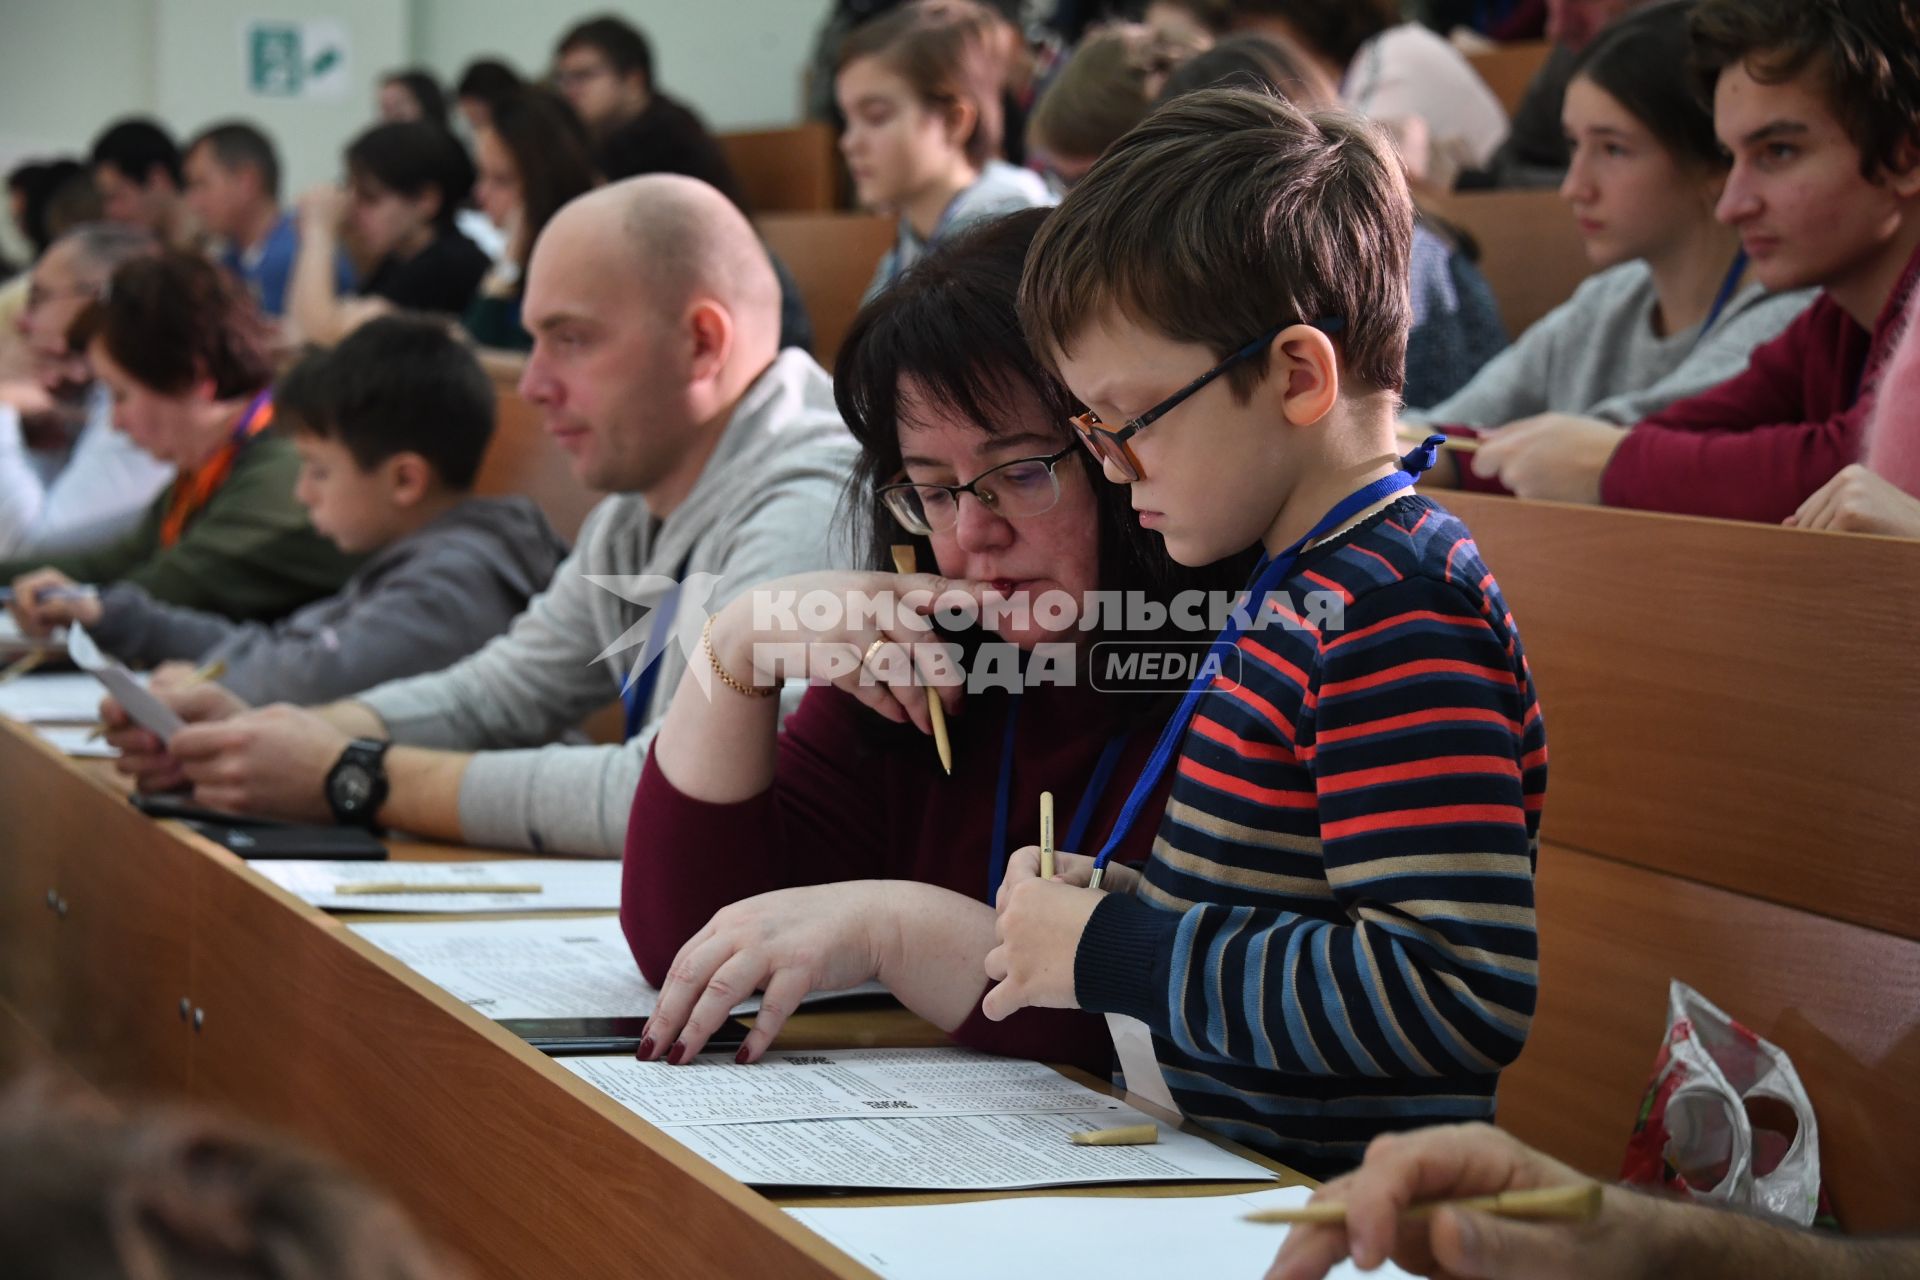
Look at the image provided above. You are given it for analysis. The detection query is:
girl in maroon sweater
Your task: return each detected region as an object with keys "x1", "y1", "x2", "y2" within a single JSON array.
[{"x1": 626, "y1": 209, "x2": 1246, "y2": 1070}]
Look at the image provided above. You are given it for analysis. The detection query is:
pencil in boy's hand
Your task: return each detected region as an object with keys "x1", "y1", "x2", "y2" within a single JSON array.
[
  {"x1": 888, "y1": 544, "x2": 951, "y2": 774},
  {"x1": 1039, "y1": 791, "x2": 1055, "y2": 879},
  {"x1": 1241, "y1": 1182, "x2": 1602, "y2": 1226}
]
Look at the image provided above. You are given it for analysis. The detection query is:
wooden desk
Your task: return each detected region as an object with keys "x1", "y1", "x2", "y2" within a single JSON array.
[{"x1": 0, "y1": 722, "x2": 1297, "y2": 1277}]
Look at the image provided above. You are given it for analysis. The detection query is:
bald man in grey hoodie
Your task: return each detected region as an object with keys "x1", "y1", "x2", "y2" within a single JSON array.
[{"x1": 105, "y1": 175, "x2": 857, "y2": 857}]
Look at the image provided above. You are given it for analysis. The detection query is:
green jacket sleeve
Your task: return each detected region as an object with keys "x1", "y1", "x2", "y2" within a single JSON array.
[{"x1": 0, "y1": 495, "x2": 164, "y2": 586}]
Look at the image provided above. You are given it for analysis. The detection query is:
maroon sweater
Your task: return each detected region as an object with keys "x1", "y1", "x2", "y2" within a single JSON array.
[
  {"x1": 622, "y1": 679, "x2": 1173, "y2": 1075},
  {"x1": 1455, "y1": 239, "x2": 1920, "y2": 522}
]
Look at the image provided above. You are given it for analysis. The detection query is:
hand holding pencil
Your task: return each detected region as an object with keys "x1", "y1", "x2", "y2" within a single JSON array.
[{"x1": 1264, "y1": 1123, "x2": 1631, "y2": 1280}]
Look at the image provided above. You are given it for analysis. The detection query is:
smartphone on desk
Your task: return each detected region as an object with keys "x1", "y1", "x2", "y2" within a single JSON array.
[
  {"x1": 130, "y1": 793, "x2": 387, "y2": 860},
  {"x1": 500, "y1": 1016, "x2": 749, "y2": 1056}
]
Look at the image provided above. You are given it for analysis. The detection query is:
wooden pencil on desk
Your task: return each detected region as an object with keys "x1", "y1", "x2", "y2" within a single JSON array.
[
  {"x1": 332, "y1": 883, "x2": 544, "y2": 896},
  {"x1": 1039, "y1": 791, "x2": 1055, "y2": 879},
  {"x1": 1243, "y1": 1182, "x2": 1602, "y2": 1226},
  {"x1": 888, "y1": 544, "x2": 952, "y2": 775}
]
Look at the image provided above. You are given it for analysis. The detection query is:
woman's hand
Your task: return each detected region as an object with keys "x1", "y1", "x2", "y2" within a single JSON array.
[
  {"x1": 641, "y1": 882, "x2": 895, "y2": 1065},
  {"x1": 5, "y1": 569, "x2": 99, "y2": 637},
  {"x1": 711, "y1": 571, "x2": 988, "y2": 734}
]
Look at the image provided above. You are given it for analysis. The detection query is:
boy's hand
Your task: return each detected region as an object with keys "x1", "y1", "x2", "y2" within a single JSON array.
[
  {"x1": 166, "y1": 703, "x2": 348, "y2": 821},
  {"x1": 996, "y1": 845, "x2": 1140, "y2": 901},
  {"x1": 1470, "y1": 415, "x2": 1625, "y2": 505},
  {"x1": 7, "y1": 569, "x2": 99, "y2": 635},
  {"x1": 982, "y1": 846, "x2": 1103, "y2": 1019}
]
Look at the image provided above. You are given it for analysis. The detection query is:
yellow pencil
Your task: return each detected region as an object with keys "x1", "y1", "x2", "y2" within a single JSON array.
[
  {"x1": 332, "y1": 883, "x2": 544, "y2": 896},
  {"x1": 1242, "y1": 1182, "x2": 1602, "y2": 1226},
  {"x1": 889, "y1": 544, "x2": 952, "y2": 775},
  {"x1": 1069, "y1": 1122, "x2": 1157, "y2": 1146},
  {"x1": 1039, "y1": 791, "x2": 1055, "y2": 879},
  {"x1": 0, "y1": 651, "x2": 46, "y2": 685}
]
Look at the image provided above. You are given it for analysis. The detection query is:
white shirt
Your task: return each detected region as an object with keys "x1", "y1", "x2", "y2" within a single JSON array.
[
  {"x1": 0, "y1": 383, "x2": 175, "y2": 560},
  {"x1": 1345, "y1": 23, "x2": 1511, "y2": 171}
]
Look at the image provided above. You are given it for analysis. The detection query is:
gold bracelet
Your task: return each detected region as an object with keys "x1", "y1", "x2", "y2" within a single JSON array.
[{"x1": 702, "y1": 614, "x2": 777, "y2": 699}]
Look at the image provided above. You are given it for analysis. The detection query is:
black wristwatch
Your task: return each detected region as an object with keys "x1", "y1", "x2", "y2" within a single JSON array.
[{"x1": 325, "y1": 738, "x2": 391, "y2": 828}]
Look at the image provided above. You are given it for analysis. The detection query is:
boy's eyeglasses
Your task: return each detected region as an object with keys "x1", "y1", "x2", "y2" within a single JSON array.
[
  {"x1": 1067, "y1": 316, "x2": 1346, "y2": 482},
  {"x1": 877, "y1": 445, "x2": 1080, "y2": 535}
]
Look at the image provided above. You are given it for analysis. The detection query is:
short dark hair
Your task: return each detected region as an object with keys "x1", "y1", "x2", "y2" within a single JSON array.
[
  {"x1": 279, "y1": 316, "x2": 495, "y2": 489},
  {"x1": 482, "y1": 89, "x2": 600, "y2": 271},
  {"x1": 186, "y1": 121, "x2": 282, "y2": 200},
  {"x1": 1692, "y1": 0, "x2": 1920, "y2": 179},
  {"x1": 557, "y1": 15, "x2": 655, "y2": 89},
  {"x1": 836, "y1": 207, "x2": 1252, "y2": 710},
  {"x1": 1156, "y1": 31, "x2": 1333, "y2": 106},
  {"x1": 1021, "y1": 87, "x2": 1412, "y2": 399},
  {"x1": 8, "y1": 158, "x2": 89, "y2": 254},
  {"x1": 1227, "y1": 0, "x2": 1399, "y2": 67},
  {"x1": 383, "y1": 68, "x2": 450, "y2": 127},
  {"x1": 344, "y1": 122, "x2": 475, "y2": 233},
  {"x1": 88, "y1": 118, "x2": 182, "y2": 188},
  {"x1": 455, "y1": 58, "x2": 524, "y2": 110},
  {"x1": 76, "y1": 250, "x2": 273, "y2": 398}
]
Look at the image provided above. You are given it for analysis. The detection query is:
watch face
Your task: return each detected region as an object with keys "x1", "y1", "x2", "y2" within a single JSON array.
[{"x1": 333, "y1": 765, "x2": 373, "y2": 812}]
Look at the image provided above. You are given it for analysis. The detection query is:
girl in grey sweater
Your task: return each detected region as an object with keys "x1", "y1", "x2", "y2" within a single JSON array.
[{"x1": 1409, "y1": 3, "x2": 1813, "y2": 429}]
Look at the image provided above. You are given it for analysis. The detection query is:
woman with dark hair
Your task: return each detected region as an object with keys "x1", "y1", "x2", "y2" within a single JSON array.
[
  {"x1": 378, "y1": 68, "x2": 450, "y2": 129},
  {"x1": 454, "y1": 58, "x2": 525, "y2": 136},
  {"x1": 464, "y1": 88, "x2": 600, "y2": 350},
  {"x1": 288, "y1": 122, "x2": 490, "y2": 344},
  {"x1": 1414, "y1": 2, "x2": 1814, "y2": 434},
  {"x1": 1230, "y1": 0, "x2": 1509, "y2": 183},
  {"x1": 625, "y1": 208, "x2": 1248, "y2": 1070},
  {"x1": 2, "y1": 251, "x2": 356, "y2": 625}
]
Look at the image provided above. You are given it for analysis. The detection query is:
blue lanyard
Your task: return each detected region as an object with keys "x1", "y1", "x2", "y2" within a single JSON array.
[
  {"x1": 1691, "y1": 249, "x2": 1749, "y2": 355},
  {"x1": 987, "y1": 689, "x2": 1133, "y2": 902},
  {"x1": 621, "y1": 552, "x2": 692, "y2": 741},
  {"x1": 1087, "y1": 436, "x2": 1445, "y2": 881}
]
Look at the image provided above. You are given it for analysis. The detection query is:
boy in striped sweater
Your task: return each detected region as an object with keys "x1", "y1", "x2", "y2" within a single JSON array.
[{"x1": 982, "y1": 88, "x2": 1547, "y2": 1178}]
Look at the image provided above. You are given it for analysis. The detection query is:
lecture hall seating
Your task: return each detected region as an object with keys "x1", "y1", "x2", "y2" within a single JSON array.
[
  {"x1": 1467, "y1": 39, "x2": 1555, "y2": 118},
  {"x1": 1447, "y1": 492, "x2": 1920, "y2": 1232},
  {"x1": 720, "y1": 122, "x2": 842, "y2": 214},
  {"x1": 756, "y1": 212, "x2": 896, "y2": 368},
  {"x1": 1426, "y1": 187, "x2": 1594, "y2": 335}
]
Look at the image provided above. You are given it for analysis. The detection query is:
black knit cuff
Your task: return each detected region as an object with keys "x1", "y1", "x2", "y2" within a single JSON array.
[{"x1": 1074, "y1": 891, "x2": 1177, "y2": 1026}]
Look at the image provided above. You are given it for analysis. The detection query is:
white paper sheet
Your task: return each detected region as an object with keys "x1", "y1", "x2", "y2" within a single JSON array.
[
  {"x1": 788, "y1": 1185, "x2": 1412, "y2": 1279},
  {"x1": 0, "y1": 673, "x2": 108, "y2": 724},
  {"x1": 252, "y1": 859, "x2": 623, "y2": 912},
  {"x1": 348, "y1": 915, "x2": 887, "y2": 1020},
  {"x1": 560, "y1": 1047, "x2": 1125, "y2": 1127},
  {"x1": 669, "y1": 1110, "x2": 1276, "y2": 1190},
  {"x1": 1107, "y1": 1013, "x2": 1179, "y2": 1114},
  {"x1": 31, "y1": 724, "x2": 116, "y2": 758},
  {"x1": 67, "y1": 626, "x2": 182, "y2": 741}
]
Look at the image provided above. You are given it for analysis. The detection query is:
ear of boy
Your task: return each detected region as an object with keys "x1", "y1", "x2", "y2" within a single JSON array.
[{"x1": 1271, "y1": 326, "x2": 1341, "y2": 428}]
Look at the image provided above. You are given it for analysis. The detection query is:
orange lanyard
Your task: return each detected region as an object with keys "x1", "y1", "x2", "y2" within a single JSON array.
[{"x1": 160, "y1": 392, "x2": 273, "y2": 549}]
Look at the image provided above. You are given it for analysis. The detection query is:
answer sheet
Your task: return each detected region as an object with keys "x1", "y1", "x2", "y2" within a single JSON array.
[
  {"x1": 252, "y1": 859, "x2": 622, "y2": 913},
  {"x1": 787, "y1": 1186, "x2": 1413, "y2": 1278},
  {"x1": 669, "y1": 1110, "x2": 1275, "y2": 1190},
  {"x1": 0, "y1": 672, "x2": 107, "y2": 724},
  {"x1": 560, "y1": 1047, "x2": 1126, "y2": 1126},
  {"x1": 349, "y1": 915, "x2": 887, "y2": 1020}
]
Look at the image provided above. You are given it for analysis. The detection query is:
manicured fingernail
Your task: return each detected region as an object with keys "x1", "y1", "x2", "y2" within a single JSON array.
[
  {"x1": 668, "y1": 1041, "x2": 689, "y2": 1065},
  {"x1": 636, "y1": 1036, "x2": 655, "y2": 1060},
  {"x1": 735, "y1": 1046, "x2": 751, "y2": 1065}
]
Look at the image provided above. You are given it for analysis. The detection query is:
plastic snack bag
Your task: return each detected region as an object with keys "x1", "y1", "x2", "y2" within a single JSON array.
[{"x1": 1619, "y1": 980, "x2": 1826, "y2": 1226}]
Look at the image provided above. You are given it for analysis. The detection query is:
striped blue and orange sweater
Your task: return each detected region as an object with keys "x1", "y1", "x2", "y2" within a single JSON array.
[{"x1": 1076, "y1": 494, "x2": 1546, "y2": 1179}]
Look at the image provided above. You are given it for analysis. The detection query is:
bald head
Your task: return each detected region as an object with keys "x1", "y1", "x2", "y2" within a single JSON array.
[{"x1": 538, "y1": 173, "x2": 781, "y2": 355}]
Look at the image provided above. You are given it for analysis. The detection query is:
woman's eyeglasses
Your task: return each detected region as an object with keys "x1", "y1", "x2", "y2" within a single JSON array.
[
  {"x1": 876, "y1": 445, "x2": 1080, "y2": 535},
  {"x1": 1068, "y1": 317, "x2": 1345, "y2": 482}
]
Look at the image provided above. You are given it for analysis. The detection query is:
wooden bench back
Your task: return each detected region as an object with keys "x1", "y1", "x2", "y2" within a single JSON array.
[
  {"x1": 1444, "y1": 493, "x2": 1920, "y2": 1230},
  {"x1": 1466, "y1": 40, "x2": 1554, "y2": 117},
  {"x1": 721, "y1": 122, "x2": 841, "y2": 214},
  {"x1": 756, "y1": 212, "x2": 896, "y2": 368},
  {"x1": 473, "y1": 357, "x2": 604, "y2": 545}
]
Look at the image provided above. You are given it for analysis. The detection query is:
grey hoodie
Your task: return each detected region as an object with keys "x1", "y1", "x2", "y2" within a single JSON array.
[
  {"x1": 354, "y1": 349, "x2": 857, "y2": 858},
  {"x1": 89, "y1": 495, "x2": 566, "y2": 707}
]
